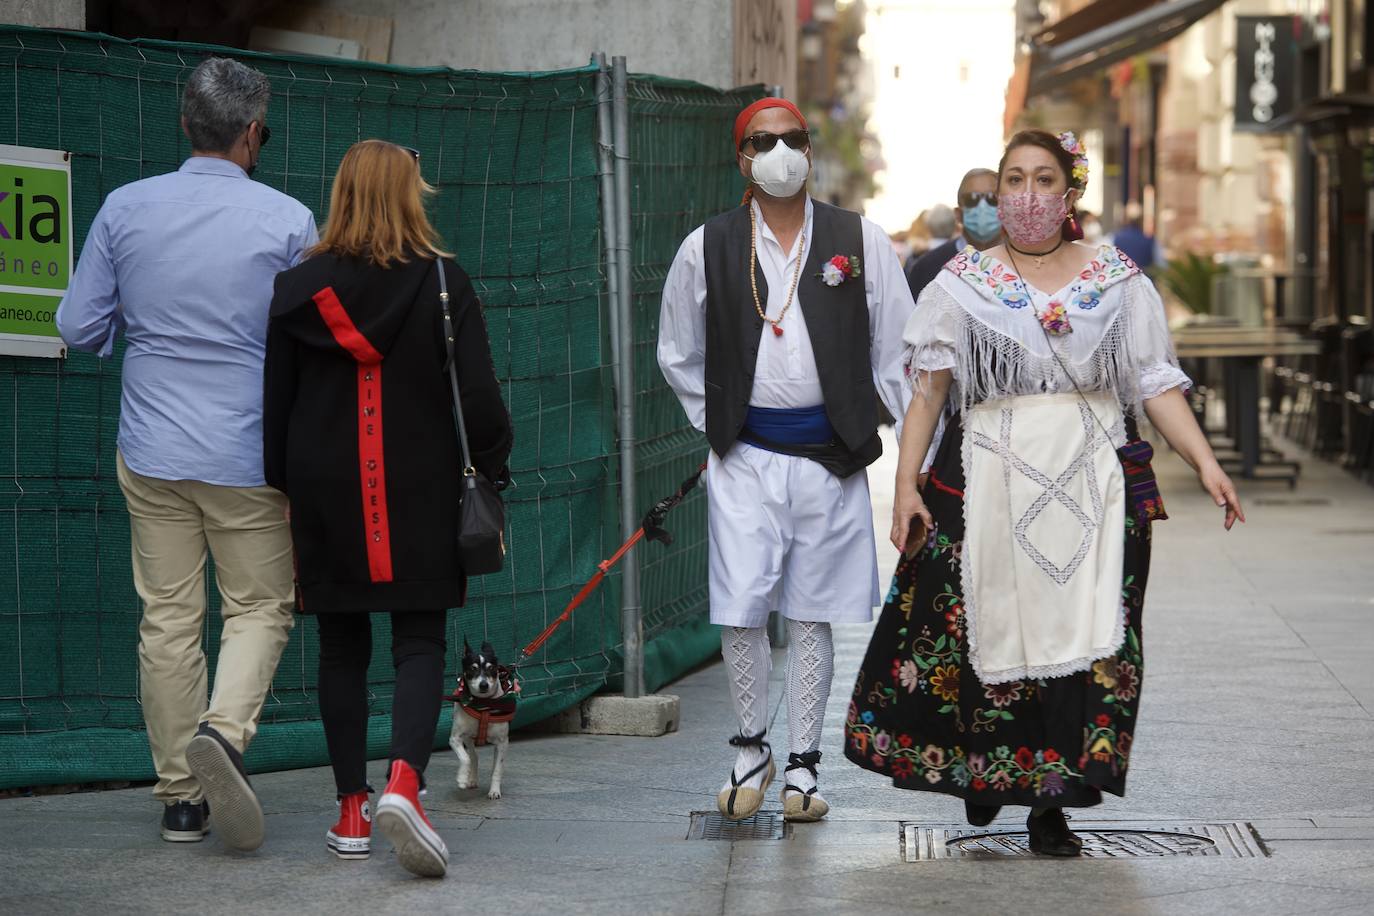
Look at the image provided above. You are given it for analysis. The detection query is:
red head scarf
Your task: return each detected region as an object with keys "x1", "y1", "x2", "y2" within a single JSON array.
[{"x1": 733, "y1": 98, "x2": 808, "y2": 151}]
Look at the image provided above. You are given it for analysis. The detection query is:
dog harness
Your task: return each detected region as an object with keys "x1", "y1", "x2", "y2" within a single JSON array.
[{"x1": 448, "y1": 667, "x2": 519, "y2": 747}]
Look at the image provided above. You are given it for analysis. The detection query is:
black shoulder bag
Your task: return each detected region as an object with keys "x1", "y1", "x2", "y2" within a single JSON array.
[{"x1": 437, "y1": 259, "x2": 507, "y2": 574}]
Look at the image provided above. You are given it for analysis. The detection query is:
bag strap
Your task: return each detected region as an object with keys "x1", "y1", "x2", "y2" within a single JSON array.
[{"x1": 437, "y1": 259, "x2": 478, "y2": 477}]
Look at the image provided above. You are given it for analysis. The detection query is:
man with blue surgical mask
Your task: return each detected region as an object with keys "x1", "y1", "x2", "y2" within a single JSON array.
[
  {"x1": 657, "y1": 98, "x2": 914, "y2": 827},
  {"x1": 905, "y1": 168, "x2": 1001, "y2": 302},
  {"x1": 902, "y1": 169, "x2": 1000, "y2": 479}
]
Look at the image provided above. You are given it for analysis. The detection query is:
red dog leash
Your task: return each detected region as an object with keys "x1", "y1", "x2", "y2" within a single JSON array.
[{"x1": 520, "y1": 462, "x2": 707, "y2": 660}]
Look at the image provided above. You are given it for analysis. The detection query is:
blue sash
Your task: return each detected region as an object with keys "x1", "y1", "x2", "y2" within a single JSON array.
[{"x1": 740, "y1": 405, "x2": 835, "y2": 447}]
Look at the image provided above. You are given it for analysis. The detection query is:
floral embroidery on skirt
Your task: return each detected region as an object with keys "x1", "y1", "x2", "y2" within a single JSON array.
[{"x1": 845, "y1": 413, "x2": 1151, "y2": 808}]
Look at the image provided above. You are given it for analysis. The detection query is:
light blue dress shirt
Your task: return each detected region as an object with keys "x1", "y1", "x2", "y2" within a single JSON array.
[{"x1": 57, "y1": 157, "x2": 317, "y2": 487}]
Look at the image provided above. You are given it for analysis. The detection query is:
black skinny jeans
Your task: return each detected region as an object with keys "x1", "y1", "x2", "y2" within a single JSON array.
[{"x1": 316, "y1": 610, "x2": 447, "y2": 796}]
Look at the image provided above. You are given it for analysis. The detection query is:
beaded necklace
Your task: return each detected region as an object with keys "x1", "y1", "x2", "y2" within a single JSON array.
[{"x1": 748, "y1": 204, "x2": 806, "y2": 337}]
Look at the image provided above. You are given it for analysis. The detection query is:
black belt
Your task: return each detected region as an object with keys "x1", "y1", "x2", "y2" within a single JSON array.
[{"x1": 736, "y1": 428, "x2": 873, "y2": 479}]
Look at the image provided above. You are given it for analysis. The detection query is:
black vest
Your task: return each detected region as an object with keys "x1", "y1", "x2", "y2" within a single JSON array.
[{"x1": 701, "y1": 201, "x2": 881, "y2": 467}]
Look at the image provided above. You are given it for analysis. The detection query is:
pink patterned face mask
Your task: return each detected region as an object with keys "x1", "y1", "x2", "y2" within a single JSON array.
[{"x1": 998, "y1": 191, "x2": 1069, "y2": 247}]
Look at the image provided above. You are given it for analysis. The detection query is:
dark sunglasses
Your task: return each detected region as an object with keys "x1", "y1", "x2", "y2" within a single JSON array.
[
  {"x1": 959, "y1": 190, "x2": 997, "y2": 208},
  {"x1": 739, "y1": 129, "x2": 810, "y2": 153},
  {"x1": 258, "y1": 123, "x2": 271, "y2": 146},
  {"x1": 396, "y1": 144, "x2": 420, "y2": 162}
]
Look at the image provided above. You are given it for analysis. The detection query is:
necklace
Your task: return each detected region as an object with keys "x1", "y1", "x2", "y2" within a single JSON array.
[
  {"x1": 749, "y1": 204, "x2": 806, "y2": 337},
  {"x1": 1007, "y1": 236, "x2": 1064, "y2": 269}
]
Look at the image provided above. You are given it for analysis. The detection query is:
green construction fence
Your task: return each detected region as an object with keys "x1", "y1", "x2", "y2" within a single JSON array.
[{"x1": 0, "y1": 25, "x2": 761, "y2": 789}]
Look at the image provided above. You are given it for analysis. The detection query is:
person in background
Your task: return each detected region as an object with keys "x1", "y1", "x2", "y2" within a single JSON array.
[
  {"x1": 903, "y1": 168, "x2": 1003, "y2": 476},
  {"x1": 905, "y1": 208, "x2": 932, "y2": 268},
  {"x1": 890, "y1": 230, "x2": 914, "y2": 270},
  {"x1": 264, "y1": 140, "x2": 512, "y2": 878},
  {"x1": 1111, "y1": 201, "x2": 1165, "y2": 271},
  {"x1": 923, "y1": 204, "x2": 957, "y2": 253},
  {"x1": 1079, "y1": 210, "x2": 1105, "y2": 246},
  {"x1": 905, "y1": 169, "x2": 1001, "y2": 302},
  {"x1": 55, "y1": 56, "x2": 316, "y2": 852}
]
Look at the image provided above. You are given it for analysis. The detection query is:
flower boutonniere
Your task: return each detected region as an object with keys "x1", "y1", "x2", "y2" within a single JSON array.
[
  {"x1": 819, "y1": 254, "x2": 861, "y2": 287},
  {"x1": 1038, "y1": 300, "x2": 1072, "y2": 336}
]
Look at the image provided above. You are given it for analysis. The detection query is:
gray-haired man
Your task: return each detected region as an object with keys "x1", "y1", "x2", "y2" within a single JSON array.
[{"x1": 57, "y1": 57, "x2": 316, "y2": 850}]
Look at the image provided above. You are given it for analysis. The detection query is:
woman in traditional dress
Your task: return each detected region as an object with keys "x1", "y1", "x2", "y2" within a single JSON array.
[{"x1": 844, "y1": 129, "x2": 1244, "y2": 856}]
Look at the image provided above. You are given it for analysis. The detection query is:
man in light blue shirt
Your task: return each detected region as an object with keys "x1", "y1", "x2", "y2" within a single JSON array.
[{"x1": 56, "y1": 56, "x2": 316, "y2": 852}]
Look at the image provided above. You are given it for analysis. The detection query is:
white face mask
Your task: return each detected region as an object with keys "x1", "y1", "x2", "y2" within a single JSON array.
[{"x1": 746, "y1": 143, "x2": 810, "y2": 198}]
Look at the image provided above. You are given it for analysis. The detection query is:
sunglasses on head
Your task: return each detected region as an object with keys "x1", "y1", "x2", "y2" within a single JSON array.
[
  {"x1": 739, "y1": 129, "x2": 810, "y2": 153},
  {"x1": 396, "y1": 144, "x2": 420, "y2": 162},
  {"x1": 958, "y1": 190, "x2": 997, "y2": 208}
]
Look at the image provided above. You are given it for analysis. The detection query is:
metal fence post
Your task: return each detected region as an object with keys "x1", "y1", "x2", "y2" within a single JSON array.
[
  {"x1": 611, "y1": 55, "x2": 644, "y2": 698},
  {"x1": 595, "y1": 54, "x2": 622, "y2": 435}
]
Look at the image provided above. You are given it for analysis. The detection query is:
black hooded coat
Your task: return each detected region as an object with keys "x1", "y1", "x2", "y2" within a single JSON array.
[{"x1": 264, "y1": 252, "x2": 512, "y2": 613}]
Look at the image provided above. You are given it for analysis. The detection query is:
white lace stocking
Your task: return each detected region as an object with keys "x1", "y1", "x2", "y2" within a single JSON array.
[
  {"x1": 721, "y1": 626, "x2": 772, "y2": 792},
  {"x1": 784, "y1": 619, "x2": 833, "y2": 797}
]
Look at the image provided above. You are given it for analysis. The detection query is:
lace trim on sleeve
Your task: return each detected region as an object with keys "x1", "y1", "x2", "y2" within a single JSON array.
[
  {"x1": 1140, "y1": 362, "x2": 1191, "y2": 400},
  {"x1": 902, "y1": 283, "x2": 959, "y2": 392}
]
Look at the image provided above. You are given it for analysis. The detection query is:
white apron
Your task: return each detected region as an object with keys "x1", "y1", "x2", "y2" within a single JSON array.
[{"x1": 961, "y1": 391, "x2": 1126, "y2": 685}]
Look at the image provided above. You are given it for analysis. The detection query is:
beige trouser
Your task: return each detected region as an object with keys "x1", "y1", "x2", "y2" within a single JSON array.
[{"x1": 117, "y1": 452, "x2": 296, "y2": 803}]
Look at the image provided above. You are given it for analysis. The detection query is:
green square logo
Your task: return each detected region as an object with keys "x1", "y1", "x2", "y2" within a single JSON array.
[{"x1": 0, "y1": 147, "x2": 72, "y2": 350}]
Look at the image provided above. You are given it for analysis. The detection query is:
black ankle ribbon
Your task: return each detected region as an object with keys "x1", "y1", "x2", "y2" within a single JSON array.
[
  {"x1": 728, "y1": 730, "x2": 769, "y2": 749},
  {"x1": 785, "y1": 750, "x2": 821, "y2": 774}
]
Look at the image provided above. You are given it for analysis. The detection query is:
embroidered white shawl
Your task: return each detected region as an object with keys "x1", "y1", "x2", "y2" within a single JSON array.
[{"x1": 903, "y1": 243, "x2": 1190, "y2": 412}]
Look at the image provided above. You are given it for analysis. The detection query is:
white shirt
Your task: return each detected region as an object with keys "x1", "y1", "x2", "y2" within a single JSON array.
[{"x1": 657, "y1": 197, "x2": 914, "y2": 434}]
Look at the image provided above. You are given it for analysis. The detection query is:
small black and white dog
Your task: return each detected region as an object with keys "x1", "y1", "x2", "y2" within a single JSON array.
[{"x1": 449, "y1": 640, "x2": 518, "y2": 799}]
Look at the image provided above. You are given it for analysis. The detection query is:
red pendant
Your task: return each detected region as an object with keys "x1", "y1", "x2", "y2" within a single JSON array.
[{"x1": 772, "y1": 324, "x2": 784, "y2": 337}]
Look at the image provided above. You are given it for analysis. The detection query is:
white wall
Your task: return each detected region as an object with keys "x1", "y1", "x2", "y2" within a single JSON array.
[
  {"x1": 0, "y1": 0, "x2": 84, "y2": 28},
  {"x1": 300, "y1": 0, "x2": 736, "y2": 87},
  {"x1": 862, "y1": 0, "x2": 1017, "y2": 232}
]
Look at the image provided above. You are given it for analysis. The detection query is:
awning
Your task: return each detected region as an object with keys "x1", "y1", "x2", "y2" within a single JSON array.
[
  {"x1": 1265, "y1": 92, "x2": 1374, "y2": 135},
  {"x1": 1027, "y1": 0, "x2": 1228, "y2": 97}
]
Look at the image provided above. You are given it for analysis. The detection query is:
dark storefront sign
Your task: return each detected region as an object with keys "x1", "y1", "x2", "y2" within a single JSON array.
[{"x1": 1235, "y1": 15, "x2": 1296, "y2": 131}]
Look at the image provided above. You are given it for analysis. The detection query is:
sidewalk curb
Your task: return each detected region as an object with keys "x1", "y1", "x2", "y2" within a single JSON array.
[{"x1": 536, "y1": 694, "x2": 680, "y2": 737}]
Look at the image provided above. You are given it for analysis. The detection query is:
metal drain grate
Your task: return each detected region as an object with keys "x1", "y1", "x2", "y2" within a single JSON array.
[
  {"x1": 902, "y1": 821, "x2": 1268, "y2": 861},
  {"x1": 687, "y1": 810, "x2": 788, "y2": 841}
]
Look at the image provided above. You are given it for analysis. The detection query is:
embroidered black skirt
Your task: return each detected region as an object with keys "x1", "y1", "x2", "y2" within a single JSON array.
[{"x1": 844, "y1": 414, "x2": 1152, "y2": 808}]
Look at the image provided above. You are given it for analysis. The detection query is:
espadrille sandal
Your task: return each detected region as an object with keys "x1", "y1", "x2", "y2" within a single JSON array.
[
  {"x1": 717, "y1": 732, "x2": 774, "y2": 820},
  {"x1": 781, "y1": 750, "x2": 829, "y2": 823}
]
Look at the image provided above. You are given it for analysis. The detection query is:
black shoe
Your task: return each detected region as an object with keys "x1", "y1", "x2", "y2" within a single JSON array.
[
  {"x1": 1026, "y1": 808, "x2": 1083, "y2": 857},
  {"x1": 964, "y1": 800, "x2": 1002, "y2": 827},
  {"x1": 186, "y1": 723, "x2": 265, "y2": 852},
  {"x1": 160, "y1": 800, "x2": 209, "y2": 843}
]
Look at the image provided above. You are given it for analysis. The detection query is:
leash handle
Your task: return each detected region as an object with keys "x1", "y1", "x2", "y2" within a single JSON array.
[{"x1": 519, "y1": 462, "x2": 707, "y2": 660}]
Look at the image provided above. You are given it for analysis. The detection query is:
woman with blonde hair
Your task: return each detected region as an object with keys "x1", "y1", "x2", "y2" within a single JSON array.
[{"x1": 264, "y1": 139, "x2": 512, "y2": 877}]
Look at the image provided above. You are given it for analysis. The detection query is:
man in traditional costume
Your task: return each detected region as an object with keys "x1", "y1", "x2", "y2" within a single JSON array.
[{"x1": 657, "y1": 99, "x2": 914, "y2": 822}]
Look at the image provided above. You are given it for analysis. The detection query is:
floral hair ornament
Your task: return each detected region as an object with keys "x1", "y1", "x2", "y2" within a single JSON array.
[
  {"x1": 1058, "y1": 131, "x2": 1089, "y2": 191},
  {"x1": 819, "y1": 254, "x2": 861, "y2": 287}
]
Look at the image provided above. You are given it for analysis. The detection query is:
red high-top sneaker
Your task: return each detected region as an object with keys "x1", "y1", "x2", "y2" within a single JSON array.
[
  {"x1": 375, "y1": 759, "x2": 448, "y2": 877},
  {"x1": 325, "y1": 790, "x2": 371, "y2": 860}
]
